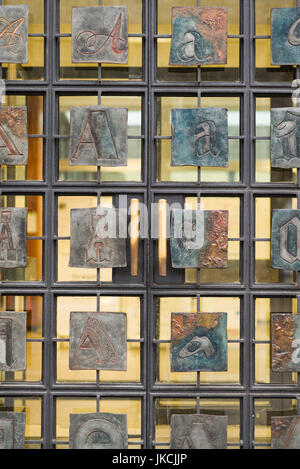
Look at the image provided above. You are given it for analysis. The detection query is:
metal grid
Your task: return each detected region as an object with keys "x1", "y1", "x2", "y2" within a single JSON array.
[{"x1": 0, "y1": 0, "x2": 299, "y2": 449}]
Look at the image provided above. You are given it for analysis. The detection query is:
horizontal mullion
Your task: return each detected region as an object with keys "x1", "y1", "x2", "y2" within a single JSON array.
[
  {"x1": 253, "y1": 35, "x2": 271, "y2": 39},
  {"x1": 28, "y1": 33, "x2": 46, "y2": 37}
]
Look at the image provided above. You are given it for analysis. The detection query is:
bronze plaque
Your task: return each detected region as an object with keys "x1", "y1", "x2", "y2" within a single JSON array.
[
  {"x1": 0, "y1": 107, "x2": 28, "y2": 165},
  {"x1": 0, "y1": 6, "x2": 28, "y2": 64},
  {"x1": 271, "y1": 313, "x2": 300, "y2": 372},
  {"x1": 0, "y1": 208, "x2": 27, "y2": 268},
  {"x1": 69, "y1": 312, "x2": 127, "y2": 370},
  {"x1": 170, "y1": 414, "x2": 227, "y2": 449},
  {"x1": 69, "y1": 206, "x2": 127, "y2": 269},
  {"x1": 0, "y1": 312, "x2": 26, "y2": 372},
  {"x1": 272, "y1": 416, "x2": 300, "y2": 449}
]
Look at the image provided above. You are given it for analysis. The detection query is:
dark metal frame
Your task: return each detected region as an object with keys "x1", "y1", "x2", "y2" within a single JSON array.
[{"x1": 0, "y1": 0, "x2": 300, "y2": 449}]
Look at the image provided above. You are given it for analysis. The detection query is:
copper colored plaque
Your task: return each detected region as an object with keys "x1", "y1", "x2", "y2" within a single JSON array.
[
  {"x1": 0, "y1": 208, "x2": 27, "y2": 268},
  {"x1": 0, "y1": 6, "x2": 28, "y2": 64},
  {"x1": 169, "y1": 7, "x2": 227, "y2": 66},
  {"x1": 272, "y1": 416, "x2": 300, "y2": 449},
  {"x1": 271, "y1": 313, "x2": 300, "y2": 372},
  {"x1": 69, "y1": 312, "x2": 127, "y2": 370},
  {"x1": 170, "y1": 414, "x2": 227, "y2": 449},
  {"x1": 72, "y1": 6, "x2": 128, "y2": 64},
  {"x1": 0, "y1": 107, "x2": 28, "y2": 165}
]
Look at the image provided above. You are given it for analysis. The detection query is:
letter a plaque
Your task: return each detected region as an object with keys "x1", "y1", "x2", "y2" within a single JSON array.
[
  {"x1": 271, "y1": 8, "x2": 300, "y2": 65},
  {"x1": 0, "y1": 107, "x2": 28, "y2": 166},
  {"x1": 72, "y1": 6, "x2": 128, "y2": 64},
  {"x1": 169, "y1": 7, "x2": 227, "y2": 66},
  {"x1": 170, "y1": 414, "x2": 227, "y2": 449},
  {"x1": 0, "y1": 207, "x2": 27, "y2": 268},
  {"x1": 69, "y1": 106, "x2": 128, "y2": 167},
  {"x1": 0, "y1": 312, "x2": 26, "y2": 372},
  {"x1": 271, "y1": 209, "x2": 300, "y2": 270},
  {"x1": 0, "y1": 5, "x2": 28, "y2": 64},
  {"x1": 69, "y1": 312, "x2": 127, "y2": 370},
  {"x1": 172, "y1": 108, "x2": 228, "y2": 167}
]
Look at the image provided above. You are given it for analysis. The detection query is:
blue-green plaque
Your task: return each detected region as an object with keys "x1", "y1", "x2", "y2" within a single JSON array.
[
  {"x1": 271, "y1": 209, "x2": 300, "y2": 271},
  {"x1": 271, "y1": 108, "x2": 300, "y2": 168},
  {"x1": 271, "y1": 8, "x2": 300, "y2": 65}
]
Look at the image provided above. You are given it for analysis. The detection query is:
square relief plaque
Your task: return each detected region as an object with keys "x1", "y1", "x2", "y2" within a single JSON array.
[
  {"x1": 0, "y1": 107, "x2": 28, "y2": 165},
  {"x1": 0, "y1": 207, "x2": 27, "y2": 268},
  {"x1": 170, "y1": 414, "x2": 227, "y2": 449},
  {"x1": 69, "y1": 413, "x2": 128, "y2": 449},
  {"x1": 170, "y1": 209, "x2": 228, "y2": 269},
  {"x1": 69, "y1": 106, "x2": 128, "y2": 167},
  {"x1": 69, "y1": 312, "x2": 127, "y2": 371},
  {"x1": 69, "y1": 206, "x2": 127, "y2": 269},
  {"x1": 171, "y1": 108, "x2": 228, "y2": 167},
  {"x1": 0, "y1": 312, "x2": 26, "y2": 372},
  {"x1": 271, "y1": 8, "x2": 300, "y2": 65},
  {"x1": 169, "y1": 7, "x2": 227, "y2": 66},
  {"x1": 271, "y1": 209, "x2": 300, "y2": 271},
  {"x1": 271, "y1": 108, "x2": 300, "y2": 168},
  {"x1": 171, "y1": 313, "x2": 228, "y2": 372},
  {"x1": 72, "y1": 6, "x2": 128, "y2": 64},
  {"x1": 0, "y1": 5, "x2": 28, "y2": 63},
  {"x1": 272, "y1": 416, "x2": 300, "y2": 449},
  {"x1": 271, "y1": 313, "x2": 300, "y2": 372},
  {"x1": 0, "y1": 412, "x2": 25, "y2": 449}
]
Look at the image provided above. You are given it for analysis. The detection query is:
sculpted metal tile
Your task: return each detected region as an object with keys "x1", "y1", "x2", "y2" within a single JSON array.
[
  {"x1": 69, "y1": 206, "x2": 127, "y2": 269},
  {"x1": 0, "y1": 107, "x2": 28, "y2": 165},
  {"x1": 0, "y1": 208, "x2": 27, "y2": 268},
  {"x1": 272, "y1": 416, "x2": 300, "y2": 449},
  {"x1": 69, "y1": 312, "x2": 127, "y2": 370},
  {"x1": 69, "y1": 106, "x2": 128, "y2": 167},
  {"x1": 0, "y1": 412, "x2": 25, "y2": 449},
  {"x1": 0, "y1": 312, "x2": 26, "y2": 372},
  {"x1": 169, "y1": 7, "x2": 227, "y2": 66},
  {"x1": 271, "y1": 313, "x2": 300, "y2": 372},
  {"x1": 271, "y1": 209, "x2": 300, "y2": 271},
  {"x1": 271, "y1": 8, "x2": 300, "y2": 65},
  {"x1": 171, "y1": 313, "x2": 227, "y2": 372},
  {"x1": 170, "y1": 209, "x2": 228, "y2": 269},
  {"x1": 0, "y1": 6, "x2": 28, "y2": 63},
  {"x1": 170, "y1": 414, "x2": 227, "y2": 449},
  {"x1": 271, "y1": 108, "x2": 300, "y2": 168},
  {"x1": 171, "y1": 108, "x2": 228, "y2": 167},
  {"x1": 69, "y1": 413, "x2": 128, "y2": 449},
  {"x1": 72, "y1": 6, "x2": 128, "y2": 64}
]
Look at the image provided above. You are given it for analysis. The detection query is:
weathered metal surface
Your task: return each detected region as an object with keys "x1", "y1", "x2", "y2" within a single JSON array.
[
  {"x1": 271, "y1": 313, "x2": 300, "y2": 372},
  {"x1": 271, "y1": 209, "x2": 300, "y2": 271},
  {"x1": 271, "y1": 108, "x2": 300, "y2": 168},
  {"x1": 170, "y1": 414, "x2": 227, "y2": 449},
  {"x1": 169, "y1": 7, "x2": 227, "y2": 66},
  {"x1": 272, "y1": 416, "x2": 300, "y2": 449},
  {"x1": 0, "y1": 312, "x2": 26, "y2": 372},
  {"x1": 271, "y1": 8, "x2": 300, "y2": 65},
  {"x1": 69, "y1": 206, "x2": 127, "y2": 269},
  {"x1": 0, "y1": 106, "x2": 28, "y2": 165},
  {"x1": 170, "y1": 313, "x2": 227, "y2": 372},
  {"x1": 0, "y1": 412, "x2": 25, "y2": 449},
  {"x1": 0, "y1": 208, "x2": 27, "y2": 268},
  {"x1": 72, "y1": 6, "x2": 128, "y2": 64},
  {"x1": 171, "y1": 108, "x2": 228, "y2": 167},
  {"x1": 69, "y1": 312, "x2": 127, "y2": 370},
  {"x1": 69, "y1": 106, "x2": 128, "y2": 167},
  {"x1": 170, "y1": 209, "x2": 228, "y2": 269},
  {"x1": 69, "y1": 413, "x2": 128, "y2": 449},
  {"x1": 0, "y1": 6, "x2": 28, "y2": 64}
]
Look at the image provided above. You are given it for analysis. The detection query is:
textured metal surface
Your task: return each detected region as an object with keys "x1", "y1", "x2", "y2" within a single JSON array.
[
  {"x1": 169, "y1": 7, "x2": 227, "y2": 66},
  {"x1": 69, "y1": 312, "x2": 127, "y2": 371},
  {"x1": 170, "y1": 209, "x2": 228, "y2": 269},
  {"x1": 0, "y1": 412, "x2": 25, "y2": 449},
  {"x1": 0, "y1": 311, "x2": 26, "y2": 372},
  {"x1": 271, "y1": 209, "x2": 300, "y2": 271},
  {"x1": 171, "y1": 108, "x2": 228, "y2": 167},
  {"x1": 271, "y1": 8, "x2": 300, "y2": 65},
  {"x1": 69, "y1": 106, "x2": 128, "y2": 167},
  {"x1": 69, "y1": 206, "x2": 127, "y2": 268},
  {"x1": 0, "y1": 5, "x2": 28, "y2": 64},
  {"x1": 170, "y1": 414, "x2": 227, "y2": 449},
  {"x1": 72, "y1": 6, "x2": 128, "y2": 64},
  {"x1": 271, "y1": 313, "x2": 300, "y2": 372},
  {"x1": 69, "y1": 413, "x2": 128, "y2": 449},
  {"x1": 170, "y1": 312, "x2": 227, "y2": 372},
  {"x1": 271, "y1": 108, "x2": 300, "y2": 168},
  {"x1": 0, "y1": 106, "x2": 28, "y2": 165},
  {"x1": 0, "y1": 207, "x2": 27, "y2": 268},
  {"x1": 271, "y1": 416, "x2": 300, "y2": 449}
]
